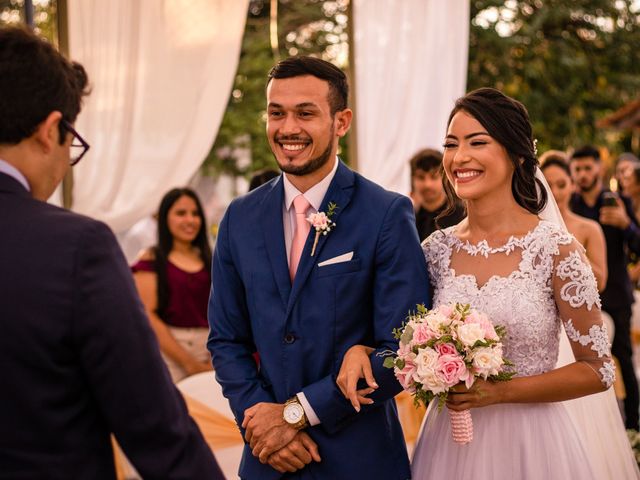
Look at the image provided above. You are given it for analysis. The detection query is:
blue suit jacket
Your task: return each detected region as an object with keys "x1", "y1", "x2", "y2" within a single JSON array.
[
  {"x1": 0, "y1": 173, "x2": 223, "y2": 479},
  {"x1": 209, "y1": 162, "x2": 430, "y2": 479}
]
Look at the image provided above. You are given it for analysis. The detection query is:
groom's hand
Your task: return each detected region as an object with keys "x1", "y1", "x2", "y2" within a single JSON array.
[
  {"x1": 242, "y1": 402, "x2": 298, "y2": 462},
  {"x1": 267, "y1": 431, "x2": 321, "y2": 473}
]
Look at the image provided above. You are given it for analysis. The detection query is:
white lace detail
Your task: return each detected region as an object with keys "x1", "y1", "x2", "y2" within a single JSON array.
[
  {"x1": 423, "y1": 221, "x2": 609, "y2": 385},
  {"x1": 564, "y1": 319, "x2": 611, "y2": 358},
  {"x1": 555, "y1": 251, "x2": 601, "y2": 310},
  {"x1": 455, "y1": 235, "x2": 529, "y2": 258},
  {"x1": 600, "y1": 360, "x2": 616, "y2": 388}
]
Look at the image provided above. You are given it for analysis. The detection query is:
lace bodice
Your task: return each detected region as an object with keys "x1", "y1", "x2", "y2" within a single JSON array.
[{"x1": 423, "y1": 221, "x2": 614, "y2": 387}]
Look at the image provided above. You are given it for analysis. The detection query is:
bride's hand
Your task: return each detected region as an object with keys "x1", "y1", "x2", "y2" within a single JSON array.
[
  {"x1": 446, "y1": 379, "x2": 506, "y2": 411},
  {"x1": 336, "y1": 345, "x2": 378, "y2": 412}
]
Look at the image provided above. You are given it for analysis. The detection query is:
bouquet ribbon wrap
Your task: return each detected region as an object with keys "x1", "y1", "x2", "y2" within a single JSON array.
[{"x1": 448, "y1": 409, "x2": 473, "y2": 445}]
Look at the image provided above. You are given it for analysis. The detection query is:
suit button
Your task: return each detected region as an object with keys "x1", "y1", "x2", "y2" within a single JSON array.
[{"x1": 284, "y1": 334, "x2": 295, "y2": 344}]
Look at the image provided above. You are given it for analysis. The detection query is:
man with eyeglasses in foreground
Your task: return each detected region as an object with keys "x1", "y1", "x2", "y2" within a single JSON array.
[{"x1": 0, "y1": 27, "x2": 223, "y2": 479}]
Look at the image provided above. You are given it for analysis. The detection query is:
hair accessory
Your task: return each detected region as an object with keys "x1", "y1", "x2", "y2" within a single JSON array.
[{"x1": 533, "y1": 138, "x2": 538, "y2": 156}]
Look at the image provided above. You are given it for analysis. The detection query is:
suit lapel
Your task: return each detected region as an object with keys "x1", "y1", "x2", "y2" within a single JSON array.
[
  {"x1": 286, "y1": 162, "x2": 355, "y2": 317},
  {"x1": 260, "y1": 177, "x2": 291, "y2": 308}
]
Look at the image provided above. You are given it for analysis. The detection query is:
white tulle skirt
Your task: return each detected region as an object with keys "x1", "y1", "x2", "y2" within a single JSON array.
[
  {"x1": 411, "y1": 402, "x2": 596, "y2": 480},
  {"x1": 557, "y1": 319, "x2": 640, "y2": 479}
]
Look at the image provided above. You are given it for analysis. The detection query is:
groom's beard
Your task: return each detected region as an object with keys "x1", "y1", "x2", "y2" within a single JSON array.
[{"x1": 274, "y1": 128, "x2": 335, "y2": 177}]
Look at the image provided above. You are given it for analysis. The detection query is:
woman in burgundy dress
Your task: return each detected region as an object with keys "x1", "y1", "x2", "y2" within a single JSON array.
[{"x1": 133, "y1": 188, "x2": 213, "y2": 382}]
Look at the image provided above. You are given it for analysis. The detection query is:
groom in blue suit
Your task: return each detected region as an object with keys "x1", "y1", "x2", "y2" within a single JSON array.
[{"x1": 208, "y1": 56, "x2": 429, "y2": 479}]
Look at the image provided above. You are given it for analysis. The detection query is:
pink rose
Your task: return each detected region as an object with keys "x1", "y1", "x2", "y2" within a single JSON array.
[
  {"x1": 465, "y1": 311, "x2": 499, "y2": 341},
  {"x1": 435, "y1": 342, "x2": 458, "y2": 356},
  {"x1": 395, "y1": 358, "x2": 417, "y2": 391},
  {"x1": 436, "y1": 353, "x2": 469, "y2": 387},
  {"x1": 412, "y1": 323, "x2": 436, "y2": 345},
  {"x1": 437, "y1": 304, "x2": 454, "y2": 318},
  {"x1": 398, "y1": 341, "x2": 412, "y2": 357},
  {"x1": 306, "y1": 212, "x2": 329, "y2": 230},
  {"x1": 437, "y1": 303, "x2": 463, "y2": 322}
]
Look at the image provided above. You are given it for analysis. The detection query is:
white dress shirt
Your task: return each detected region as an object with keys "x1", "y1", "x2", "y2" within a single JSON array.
[
  {"x1": 281, "y1": 156, "x2": 339, "y2": 426},
  {"x1": 0, "y1": 158, "x2": 30, "y2": 192}
]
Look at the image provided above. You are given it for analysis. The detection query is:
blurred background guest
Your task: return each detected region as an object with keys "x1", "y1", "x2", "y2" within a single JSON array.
[
  {"x1": 248, "y1": 167, "x2": 279, "y2": 192},
  {"x1": 133, "y1": 188, "x2": 213, "y2": 382},
  {"x1": 620, "y1": 163, "x2": 640, "y2": 290},
  {"x1": 409, "y1": 148, "x2": 465, "y2": 241},
  {"x1": 622, "y1": 162, "x2": 640, "y2": 224},
  {"x1": 570, "y1": 145, "x2": 640, "y2": 430},
  {"x1": 616, "y1": 152, "x2": 640, "y2": 195},
  {"x1": 541, "y1": 150, "x2": 607, "y2": 291}
]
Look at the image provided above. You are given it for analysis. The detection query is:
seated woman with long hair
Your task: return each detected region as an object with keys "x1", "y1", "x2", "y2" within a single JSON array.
[{"x1": 132, "y1": 188, "x2": 213, "y2": 382}]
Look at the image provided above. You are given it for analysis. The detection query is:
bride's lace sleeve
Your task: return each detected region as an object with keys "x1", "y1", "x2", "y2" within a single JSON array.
[
  {"x1": 552, "y1": 238, "x2": 614, "y2": 388},
  {"x1": 422, "y1": 229, "x2": 449, "y2": 292}
]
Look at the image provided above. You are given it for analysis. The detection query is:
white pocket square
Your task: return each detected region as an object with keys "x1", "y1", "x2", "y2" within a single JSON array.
[{"x1": 318, "y1": 251, "x2": 354, "y2": 267}]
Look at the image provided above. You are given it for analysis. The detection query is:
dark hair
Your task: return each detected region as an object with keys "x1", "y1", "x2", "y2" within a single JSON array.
[
  {"x1": 248, "y1": 168, "x2": 280, "y2": 191},
  {"x1": 618, "y1": 152, "x2": 640, "y2": 166},
  {"x1": 540, "y1": 157, "x2": 572, "y2": 179},
  {"x1": 441, "y1": 87, "x2": 546, "y2": 216},
  {"x1": 409, "y1": 148, "x2": 443, "y2": 176},
  {"x1": 267, "y1": 56, "x2": 348, "y2": 114},
  {"x1": 0, "y1": 26, "x2": 89, "y2": 145},
  {"x1": 571, "y1": 145, "x2": 601, "y2": 162},
  {"x1": 540, "y1": 150, "x2": 571, "y2": 177},
  {"x1": 154, "y1": 188, "x2": 212, "y2": 322}
]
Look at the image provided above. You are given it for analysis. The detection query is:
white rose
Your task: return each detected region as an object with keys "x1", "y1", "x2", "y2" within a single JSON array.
[
  {"x1": 426, "y1": 312, "x2": 451, "y2": 333},
  {"x1": 414, "y1": 347, "x2": 439, "y2": 378},
  {"x1": 416, "y1": 369, "x2": 448, "y2": 396},
  {"x1": 457, "y1": 323, "x2": 485, "y2": 348},
  {"x1": 471, "y1": 346, "x2": 504, "y2": 378}
]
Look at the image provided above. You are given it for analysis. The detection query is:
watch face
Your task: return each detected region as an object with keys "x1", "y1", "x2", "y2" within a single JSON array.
[{"x1": 284, "y1": 403, "x2": 304, "y2": 424}]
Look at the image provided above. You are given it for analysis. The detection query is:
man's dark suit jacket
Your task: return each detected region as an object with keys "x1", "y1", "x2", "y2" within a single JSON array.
[
  {"x1": 209, "y1": 162, "x2": 430, "y2": 479},
  {"x1": 0, "y1": 172, "x2": 223, "y2": 479}
]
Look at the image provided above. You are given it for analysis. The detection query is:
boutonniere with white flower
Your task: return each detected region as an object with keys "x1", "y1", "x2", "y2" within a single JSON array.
[{"x1": 307, "y1": 202, "x2": 338, "y2": 256}]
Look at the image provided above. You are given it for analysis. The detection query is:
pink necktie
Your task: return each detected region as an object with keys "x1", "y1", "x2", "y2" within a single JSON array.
[{"x1": 290, "y1": 194, "x2": 311, "y2": 281}]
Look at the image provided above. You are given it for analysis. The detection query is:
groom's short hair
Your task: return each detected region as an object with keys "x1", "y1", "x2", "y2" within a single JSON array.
[{"x1": 267, "y1": 56, "x2": 349, "y2": 114}]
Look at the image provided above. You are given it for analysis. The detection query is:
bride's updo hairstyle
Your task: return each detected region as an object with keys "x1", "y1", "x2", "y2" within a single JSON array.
[{"x1": 440, "y1": 87, "x2": 547, "y2": 217}]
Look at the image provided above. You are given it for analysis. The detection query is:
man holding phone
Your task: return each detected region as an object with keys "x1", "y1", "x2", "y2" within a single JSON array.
[{"x1": 570, "y1": 145, "x2": 640, "y2": 431}]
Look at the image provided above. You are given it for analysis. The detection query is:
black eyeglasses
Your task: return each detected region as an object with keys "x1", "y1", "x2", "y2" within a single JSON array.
[{"x1": 61, "y1": 120, "x2": 90, "y2": 166}]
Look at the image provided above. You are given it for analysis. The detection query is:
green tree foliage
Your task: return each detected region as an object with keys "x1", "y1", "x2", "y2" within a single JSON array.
[
  {"x1": 0, "y1": 0, "x2": 57, "y2": 43},
  {"x1": 468, "y1": 0, "x2": 640, "y2": 154},
  {"x1": 203, "y1": 0, "x2": 349, "y2": 178}
]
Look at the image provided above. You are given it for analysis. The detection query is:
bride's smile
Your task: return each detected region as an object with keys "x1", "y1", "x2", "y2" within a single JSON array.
[{"x1": 442, "y1": 111, "x2": 514, "y2": 206}]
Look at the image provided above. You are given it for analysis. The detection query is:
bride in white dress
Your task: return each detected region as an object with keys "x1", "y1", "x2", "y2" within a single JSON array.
[{"x1": 337, "y1": 88, "x2": 630, "y2": 479}]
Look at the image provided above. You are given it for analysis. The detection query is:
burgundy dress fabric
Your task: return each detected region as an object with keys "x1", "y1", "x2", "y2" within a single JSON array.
[{"x1": 131, "y1": 259, "x2": 210, "y2": 328}]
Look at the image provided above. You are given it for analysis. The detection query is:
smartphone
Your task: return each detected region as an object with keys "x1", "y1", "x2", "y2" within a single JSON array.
[{"x1": 602, "y1": 192, "x2": 618, "y2": 207}]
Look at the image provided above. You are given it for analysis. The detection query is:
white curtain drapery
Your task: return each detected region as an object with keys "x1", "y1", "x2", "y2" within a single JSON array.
[
  {"x1": 67, "y1": 0, "x2": 248, "y2": 234},
  {"x1": 352, "y1": 0, "x2": 469, "y2": 194}
]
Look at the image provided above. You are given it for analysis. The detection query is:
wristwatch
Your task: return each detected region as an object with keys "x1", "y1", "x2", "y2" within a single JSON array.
[{"x1": 283, "y1": 395, "x2": 309, "y2": 430}]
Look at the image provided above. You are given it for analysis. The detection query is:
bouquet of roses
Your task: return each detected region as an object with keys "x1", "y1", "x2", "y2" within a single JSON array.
[{"x1": 383, "y1": 303, "x2": 514, "y2": 445}]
